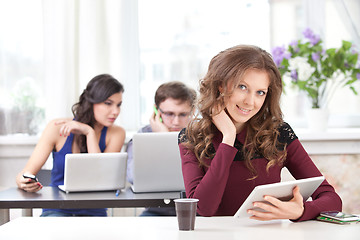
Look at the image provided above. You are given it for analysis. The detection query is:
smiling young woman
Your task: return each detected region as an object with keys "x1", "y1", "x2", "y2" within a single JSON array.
[{"x1": 178, "y1": 44, "x2": 342, "y2": 221}]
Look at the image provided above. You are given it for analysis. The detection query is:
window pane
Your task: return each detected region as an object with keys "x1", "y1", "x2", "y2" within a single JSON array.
[
  {"x1": 138, "y1": 0, "x2": 270, "y2": 125},
  {"x1": 271, "y1": 0, "x2": 360, "y2": 128},
  {"x1": 0, "y1": 0, "x2": 45, "y2": 135},
  {"x1": 138, "y1": 0, "x2": 360, "y2": 128}
]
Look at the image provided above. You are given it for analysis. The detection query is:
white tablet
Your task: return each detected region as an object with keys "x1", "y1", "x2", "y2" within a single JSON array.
[{"x1": 234, "y1": 176, "x2": 325, "y2": 219}]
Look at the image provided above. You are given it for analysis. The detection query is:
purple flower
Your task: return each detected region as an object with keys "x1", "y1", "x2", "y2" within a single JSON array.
[
  {"x1": 302, "y1": 28, "x2": 314, "y2": 39},
  {"x1": 290, "y1": 40, "x2": 298, "y2": 47},
  {"x1": 357, "y1": 73, "x2": 360, "y2": 80},
  {"x1": 291, "y1": 70, "x2": 298, "y2": 82},
  {"x1": 272, "y1": 46, "x2": 290, "y2": 66},
  {"x1": 290, "y1": 40, "x2": 299, "y2": 53},
  {"x1": 302, "y1": 28, "x2": 320, "y2": 45},
  {"x1": 312, "y1": 52, "x2": 320, "y2": 62},
  {"x1": 310, "y1": 35, "x2": 320, "y2": 45},
  {"x1": 284, "y1": 52, "x2": 291, "y2": 59}
]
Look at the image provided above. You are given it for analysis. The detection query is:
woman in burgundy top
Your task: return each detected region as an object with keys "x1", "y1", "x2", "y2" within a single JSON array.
[{"x1": 178, "y1": 45, "x2": 342, "y2": 221}]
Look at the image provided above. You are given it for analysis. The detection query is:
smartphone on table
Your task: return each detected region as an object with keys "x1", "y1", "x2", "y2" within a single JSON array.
[
  {"x1": 317, "y1": 211, "x2": 360, "y2": 224},
  {"x1": 320, "y1": 211, "x2": 359, "y2": 221}
]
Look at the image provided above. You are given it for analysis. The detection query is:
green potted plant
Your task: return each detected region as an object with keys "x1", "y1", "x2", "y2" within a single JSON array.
[{"x1": 272, "y1": 28, "x2": 360, "y2": 130}]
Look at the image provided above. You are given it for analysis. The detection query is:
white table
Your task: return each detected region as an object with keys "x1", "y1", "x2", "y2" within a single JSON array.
[{"x1": 0, "y1": 216, "x2": 358, "y2": 240}]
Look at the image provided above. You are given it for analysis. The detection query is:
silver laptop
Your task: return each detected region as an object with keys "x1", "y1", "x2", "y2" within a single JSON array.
[
  {"x1": 131, "y1": 132, "x2": 185, "y2": 193},
  {"x1": 58, "y1": 152, "x2": 127, "y2": 193}
]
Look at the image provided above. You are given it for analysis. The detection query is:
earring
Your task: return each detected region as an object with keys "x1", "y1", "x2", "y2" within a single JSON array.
[{"x1": 220, "y1": 92, "x2": 224, "y2": 97}]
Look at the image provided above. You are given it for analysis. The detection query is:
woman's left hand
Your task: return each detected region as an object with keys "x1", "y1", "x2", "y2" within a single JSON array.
[
  {"x1": 55, "y1": 119, "x2": 93, "y2": 137},
  {"x1": 248, "y1": 186, "x2": 304, "y2": 221}
]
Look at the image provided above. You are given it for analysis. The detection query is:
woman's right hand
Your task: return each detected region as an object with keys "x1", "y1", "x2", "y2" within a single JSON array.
[
  {"x1": 16, "y1": 174, "x2": 43, "y2": 193},
  {"x1": 211, "y1": 108, "x2": 236, "y2": 146}
]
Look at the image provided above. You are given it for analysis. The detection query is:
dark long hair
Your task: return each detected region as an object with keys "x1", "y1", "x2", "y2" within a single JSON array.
[
  {"x1": 72, "y1": 74, "x2": 124, "y2": 153},
  {"x1": 183, "y1": 45, "x2": 285, "y2": 178}
]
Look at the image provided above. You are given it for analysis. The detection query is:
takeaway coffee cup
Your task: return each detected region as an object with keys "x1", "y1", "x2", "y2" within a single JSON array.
[{"x1": 174, "y1": 198, "x2": 199, "y2": 231}]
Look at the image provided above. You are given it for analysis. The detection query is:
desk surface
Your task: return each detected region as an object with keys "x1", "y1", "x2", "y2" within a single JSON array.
[
  {"x1": 0, "y1": 186, "x2": 180, "y2": 209},
  {"x1": 1, "y1": 216, "x2": 359, "y2": 240}
]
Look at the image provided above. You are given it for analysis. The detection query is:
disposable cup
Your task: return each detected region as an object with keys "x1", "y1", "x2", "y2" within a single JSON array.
[{"x1": 174, "y1": 198, "x2": 199, "y2": 231}]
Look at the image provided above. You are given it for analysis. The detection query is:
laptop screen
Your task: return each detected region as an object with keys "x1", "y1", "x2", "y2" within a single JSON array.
[
  {"x1": 131, "y1": 132, "x2": 184, "y2": 193},
  {"x1": 59, "y1": 152, "x2": 127, "y2": 193}
]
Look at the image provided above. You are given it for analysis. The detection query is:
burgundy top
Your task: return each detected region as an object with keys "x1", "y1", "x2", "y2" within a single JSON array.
[{"x1": 178, "y1": 123, "x2": 342, "y2": 221}]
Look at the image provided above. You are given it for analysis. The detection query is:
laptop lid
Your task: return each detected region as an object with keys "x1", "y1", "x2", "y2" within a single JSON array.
[
  {"x1": 131, "y1": 132, "x2": 184, "y2": 193},
  {"x1": 58, "y1": 152, "x2": 127, "y2": 193}
]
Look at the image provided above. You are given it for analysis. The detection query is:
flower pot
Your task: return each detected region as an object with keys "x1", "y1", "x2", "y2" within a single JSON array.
[{"x1": 307, "y1": 108, "x2": 329, "y2": 132}]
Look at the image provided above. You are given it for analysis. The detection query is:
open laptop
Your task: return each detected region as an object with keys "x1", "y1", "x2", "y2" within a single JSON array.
[
  {"x1": 131, "y1": 132, "x2": 185, "y2": 193},
  {"x1": 58, "y1": 152, "x2": 127, "y2": 193}
]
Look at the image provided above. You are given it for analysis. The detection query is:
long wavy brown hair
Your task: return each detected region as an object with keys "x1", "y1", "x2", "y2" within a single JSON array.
[
  {"x1": 182, "y1": 45, "x2": 286, "y2": 178},
  {"x1": 72, "y1": 74, "x2": 124, "y2": 153}
]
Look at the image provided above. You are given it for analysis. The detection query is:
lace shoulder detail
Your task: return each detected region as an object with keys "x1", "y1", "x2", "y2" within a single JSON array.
[
  {"x1": 277, "y1": 122, "x2": 298, "y2": 145},
  {"x1": 178, "y1": 128, "x2": 187, "y2": 144}
]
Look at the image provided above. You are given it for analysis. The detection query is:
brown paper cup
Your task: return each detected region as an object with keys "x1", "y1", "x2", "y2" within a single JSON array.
[{"x1": 174, "y1": 198, "x2": 199, "y2": 231}]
